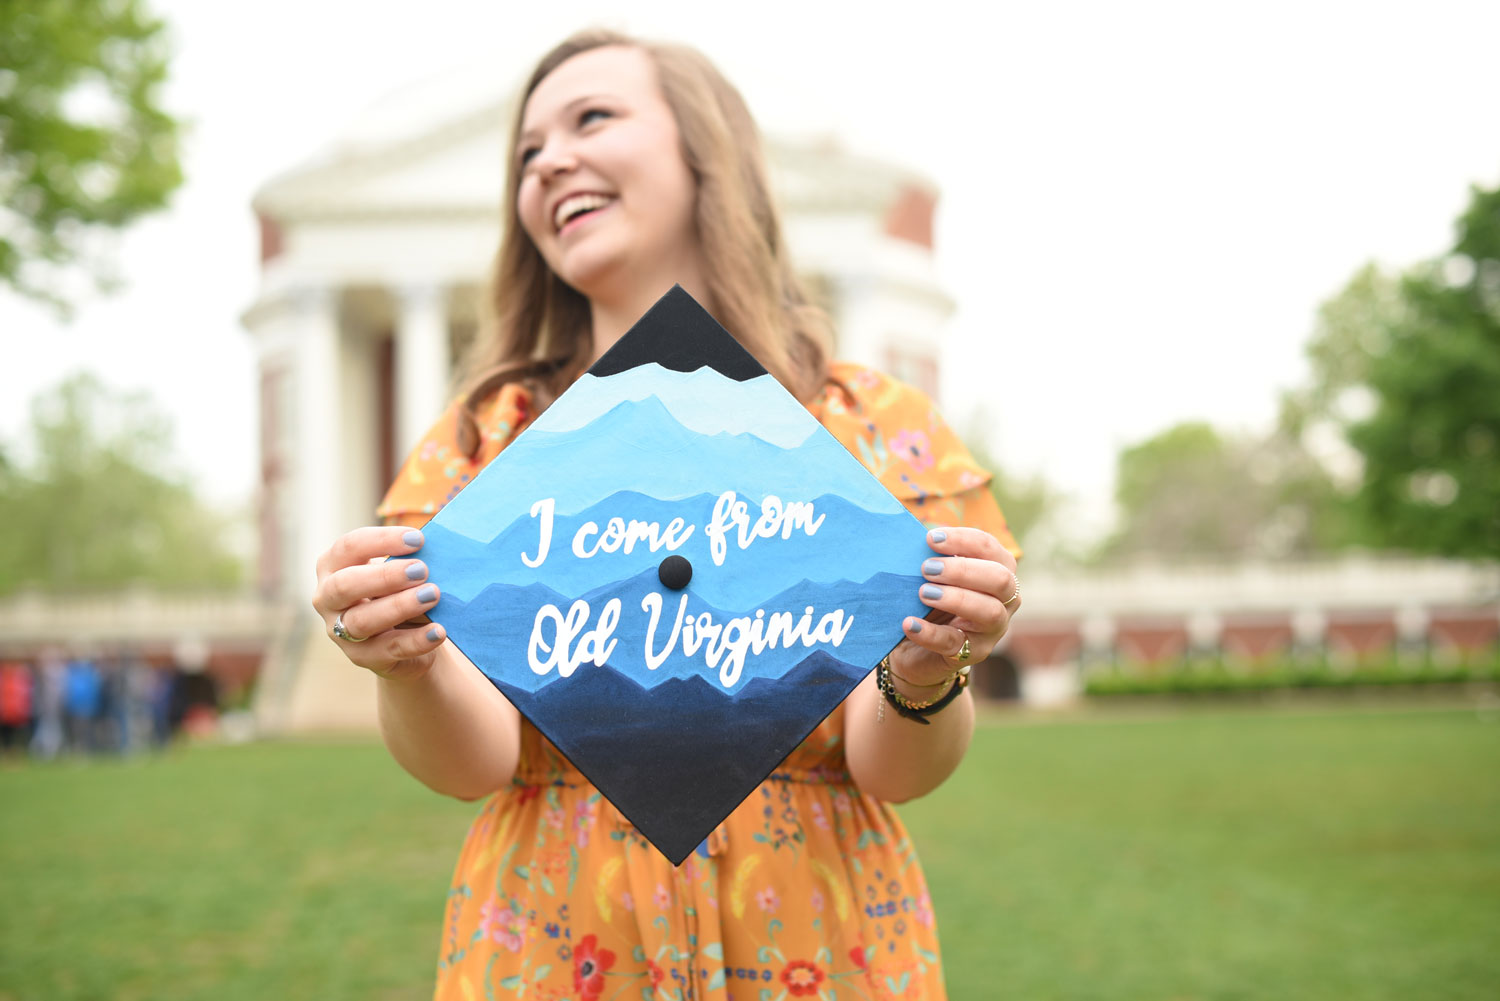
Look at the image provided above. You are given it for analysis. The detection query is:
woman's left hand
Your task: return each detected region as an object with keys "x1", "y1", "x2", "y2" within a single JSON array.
[{"x1": 887, "y1": 526, "x2": 1020, "y2": 685}]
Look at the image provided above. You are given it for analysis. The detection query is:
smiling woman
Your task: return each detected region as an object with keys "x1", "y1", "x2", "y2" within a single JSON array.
[
  {"x1": 309, "y1": 27, "x2": 1023, "y2": 1001},
  {"x1": 466, "y1": 30, "x2": 836, "y2": 423},
  {"x1": 514, "y1": 46, "x2": 705, "y2": 322}
]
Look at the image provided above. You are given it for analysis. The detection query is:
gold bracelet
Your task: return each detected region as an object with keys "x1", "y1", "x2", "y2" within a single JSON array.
[
  {"x1": 876, "y1": 658, "x2": 969, "y2": 725},
  {"x1": 889, "y1": 663, "x2": 969, "y2": 708},
  {"x1": 887, "y1": 664, "x2": 964, "y2": 689}
]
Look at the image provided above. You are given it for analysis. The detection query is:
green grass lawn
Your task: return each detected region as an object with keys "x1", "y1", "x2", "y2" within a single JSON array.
[{"x1": 3, "y1": 704, "x2": 1497, "y2": 1000}]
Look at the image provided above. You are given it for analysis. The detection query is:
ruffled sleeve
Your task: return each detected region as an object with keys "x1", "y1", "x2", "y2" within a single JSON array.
[
  {"x1": 376, "y1": 383, "x2": 533, "y2": 530},
  {"x1": 809, "y1": 362, "x2": 1022, "y2": 557}
]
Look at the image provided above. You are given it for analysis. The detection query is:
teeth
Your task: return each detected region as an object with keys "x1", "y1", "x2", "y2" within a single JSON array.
[{"x1": 554, "y1": 193, "x2": 612, "y2": 230}]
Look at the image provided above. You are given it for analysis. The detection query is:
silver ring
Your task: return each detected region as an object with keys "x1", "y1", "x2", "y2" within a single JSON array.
[
  {"x1": 1003, "y1": 575, "x2": 1022, "y2": 612},
  {"x1": 332, "y1": 612, "x2": 367, "y2": 643}
]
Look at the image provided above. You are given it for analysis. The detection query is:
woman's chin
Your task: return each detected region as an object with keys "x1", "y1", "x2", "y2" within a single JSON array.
[
  {"x1": 547, "y1": 239, "x2": 612, "y2": 285},
  {"x1": 548, "y1": 237, "x2": 699, "y2": 309},
  {"x1": 554, "y1": 257, "x2": 644, "y2": 306}
]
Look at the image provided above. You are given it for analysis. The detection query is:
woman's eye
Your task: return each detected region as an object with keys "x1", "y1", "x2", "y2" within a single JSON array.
[
  {"x1": 518, "y1": 146, "x2": 540, "y2": 167},
  {"x1": 579, "y1": 108, "x2": 611, "y2": 127}
]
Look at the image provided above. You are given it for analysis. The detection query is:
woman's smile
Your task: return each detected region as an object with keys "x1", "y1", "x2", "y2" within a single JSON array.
[{"x1": 552, "y1": 192, "x2": 617, "y2": 235}]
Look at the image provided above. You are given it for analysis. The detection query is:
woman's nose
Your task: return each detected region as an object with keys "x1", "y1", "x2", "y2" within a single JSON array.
[{"x1": 530, "y1": 139, "x2": 578, "y2": 180}]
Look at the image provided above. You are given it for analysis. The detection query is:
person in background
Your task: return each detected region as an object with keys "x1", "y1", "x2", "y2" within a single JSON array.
[
  {"x1": 98, "y1": 656, "x2": 127, "y2": 753},
  {"x1": 0, "y1": 660, "x2": 35, "y2": 757},
  {"x1": 312, "y1": 30, "x2": 1022, "y2": 1000},
  {"x1": 62, "y1": 656, "x2": 102, "y2": 755},
  {"x1": 30, "y1": 650, "x2": 64, "y2": 761},
  {"x1": 122, "y1": 652, "x2": 156, "y2": 753},
  {"x1": 149, "y1": 663, "x2": 176, "y2": 748}
]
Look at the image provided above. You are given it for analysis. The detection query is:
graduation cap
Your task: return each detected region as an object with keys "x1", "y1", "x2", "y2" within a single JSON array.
[{"x1": 416, "y1": 286, "x2": 932, "y2": 864}]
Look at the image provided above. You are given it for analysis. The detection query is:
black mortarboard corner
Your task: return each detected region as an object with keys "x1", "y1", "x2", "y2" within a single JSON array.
[{"x1": 416, "y1": 286, "x2": 931, "y2": 864}]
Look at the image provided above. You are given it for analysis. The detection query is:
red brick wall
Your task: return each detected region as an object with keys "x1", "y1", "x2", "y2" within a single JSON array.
[
  {"x1": 1005, "y1": 622, "x2": 1082, "y2": 666},
  {"x1": 1325, "y1": 613, "x2": 1397, "y2": 663},
  {"x1": 257, "y1": 212, "x2": 283, "y2": 265},
  {"x1": 882, "y1": 185, "x2": 936, "y2": 249},
  {"x1": 1219, "y1": 616, "x2": 1294, "y2": 661},
  {"x1": 1429, "y1": 609, "x2": 1499, "y2": 664},
  {"x1": 1114, "y1": 620, "x2": 1189, "y2": 669}
]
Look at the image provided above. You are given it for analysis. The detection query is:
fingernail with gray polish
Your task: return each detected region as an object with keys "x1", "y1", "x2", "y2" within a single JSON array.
[
  {"x1": 405, "y1": 562, "x2": 427, "y2": 580},
  {"x1": 921, "y1": 584, "x2": 943, "y2": 600},
  {"x1": 417, "y1": 585, "x2": 437, "y2": 603},
  {"x1": 403, "y1": 530, "x2": 423, "y2": 548},
  {"x1": 929, "y1": 529, "x2": 947, "y2": 543},
  {"x1": 426, "y1": 626, "x2": 442, "y2": 642},
  {"x1": 922, "y1": 559, "x2": 943, "y2": 576},
  {"x1": 908, "y1": 619, "x2": 924, "y2": 633}
]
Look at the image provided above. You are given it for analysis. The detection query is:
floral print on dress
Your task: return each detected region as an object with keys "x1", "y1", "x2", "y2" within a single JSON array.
[
  {"x1": 479, "y1": 897, "x2": 527, "y2": 952},
  {"x1": 573, "y1": 934, "x2": 615, "y2": 1000},
  {"x1": 888, "y1": 429, "x2": 935, "y2": 472},
  {"x1": 781, "y1": 958, "x2": 826, "y2": 996},
  {"x1": 380, "y1": 361, "x2": 1018, "y2": 999}
]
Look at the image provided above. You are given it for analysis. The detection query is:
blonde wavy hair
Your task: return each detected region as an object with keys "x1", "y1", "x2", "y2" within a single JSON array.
[{"x1": 455, "y1": 29, "x2": 832, "y2": 457}]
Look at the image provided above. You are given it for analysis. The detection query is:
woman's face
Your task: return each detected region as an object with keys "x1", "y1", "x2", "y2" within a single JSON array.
[{"x1": 515, "y1": 46, "x2": 702, "y2": 303}]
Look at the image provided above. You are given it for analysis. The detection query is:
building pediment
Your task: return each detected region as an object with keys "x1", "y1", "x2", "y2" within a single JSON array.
[
  {"x1": 254, "y1": 87, "x2": 932, "y2": 224},
  {"x1": 254, "y1": 96, "x2": 513, "y2": 220}
]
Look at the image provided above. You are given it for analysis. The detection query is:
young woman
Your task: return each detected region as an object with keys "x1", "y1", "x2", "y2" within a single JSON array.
[{"x1": 312, "y1": 30, "x2": 1022, "y2": 1000}]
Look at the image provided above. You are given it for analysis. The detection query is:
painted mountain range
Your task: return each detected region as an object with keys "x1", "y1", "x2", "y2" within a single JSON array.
[
  {"x1": 492, "y1": 650, "x2": 866, "y2": 865},
  {"x1": 416, "y1": 286, "x2": 932, "y2": 863},
  {"x1": 433, "y1": 376, "x2": 907, "y2": 545}
]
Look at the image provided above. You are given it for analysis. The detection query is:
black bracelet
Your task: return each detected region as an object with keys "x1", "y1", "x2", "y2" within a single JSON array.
[{"x1": 876, "y1": 658, "x2": 967, "y2": 725}]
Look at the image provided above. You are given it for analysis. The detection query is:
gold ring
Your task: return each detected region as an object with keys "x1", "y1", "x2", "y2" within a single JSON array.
[{"x1": 956, "y1": 636, "x2": 972, "y2": 662}]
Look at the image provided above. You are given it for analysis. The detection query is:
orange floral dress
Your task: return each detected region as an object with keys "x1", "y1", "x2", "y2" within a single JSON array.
[{"x1": 379, "y1": 362, "x2": 1017, "y2": 1001}]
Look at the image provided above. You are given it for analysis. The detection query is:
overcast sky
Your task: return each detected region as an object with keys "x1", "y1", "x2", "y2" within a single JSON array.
[{"x1": 5, "y1": 0, "x2": 1498, "y2": 544}]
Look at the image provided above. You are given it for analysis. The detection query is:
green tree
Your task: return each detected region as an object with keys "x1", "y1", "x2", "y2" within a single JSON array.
[
  {"x1": 1343, "y1": 183, "x2": 1500, "y2": 557},
  {"x1": 961, "y1": 431, "x2": 1061, "y2": 557},
  {"x1": 0, "y1": 373, "x2": 243, "y2": 594},
  {"x1": 986, "y1": 466, "x2": 1057, "y2": 555},
  {"x1": 1279, "y1": 262, "x2": 1406, "y2": 442},
  {"x1": 1098, "y1": 421, "x2": 1344, "y2": 564},
  {"x1": 0, "y1": 0, "x2": 183, "y2": 311}
]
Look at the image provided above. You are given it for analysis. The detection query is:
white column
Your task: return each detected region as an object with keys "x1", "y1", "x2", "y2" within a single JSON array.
[
  {"x1": 1395, "y1": 605, "x2": 1432, "y2": 667},
  {"x1": 1291, "y1": 607, "x2": 1328, "y2": 655},
  {"x1": 395, "y1": 284, "x2": 450, "y2": 461},
  {"x1": 1080, "y1": 613, "x2": 1117, "y2": 676},
  {"x1": 1187, "y1": 610, "x2": 1224, "y2": 653},
  {"x1": 1394, "y1": 605, "x2": 1431, "y2": 644},
  {"x1": 292, "y1": 286, "x2": 342, "y2": 603}
]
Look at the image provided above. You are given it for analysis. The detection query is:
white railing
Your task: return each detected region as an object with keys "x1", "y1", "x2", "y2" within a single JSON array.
[
  {"x1": 1014, "y1": 557, "x2": 1500, "y2": 618},
  {"x1": 0, "y1": 590, "x2": 289, "y2": 648}
]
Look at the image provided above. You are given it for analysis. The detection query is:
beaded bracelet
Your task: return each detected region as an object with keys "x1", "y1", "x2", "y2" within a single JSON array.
[{"x1": 875, "y1": 657, "x2": 969, "y2": 725}]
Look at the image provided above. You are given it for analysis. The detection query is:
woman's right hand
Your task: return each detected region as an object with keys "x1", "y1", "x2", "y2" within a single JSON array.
[{"x1": 312, "y1": 526, "x2": 447, "y2": 682}]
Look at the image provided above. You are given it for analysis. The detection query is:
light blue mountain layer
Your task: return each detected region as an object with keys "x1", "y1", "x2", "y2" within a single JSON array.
[
  {"x1": 421, "y1": 490, "x2": 931, "y2": 608},
  {"x1": 532, "y1": 366, "x2": 816, "y2": 450},
  {"x1": 434, "y1": 395, "x2": 906, "y2": 546}
]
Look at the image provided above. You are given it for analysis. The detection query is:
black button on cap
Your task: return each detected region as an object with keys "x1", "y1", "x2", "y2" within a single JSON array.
[{"x1": 658, "y1": 555, "x2": 692, "y2": 590}]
